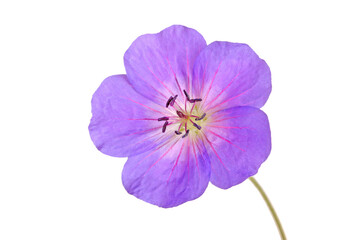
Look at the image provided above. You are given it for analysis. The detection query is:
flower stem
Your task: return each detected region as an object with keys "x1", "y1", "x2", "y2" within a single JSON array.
[{"x1": 249, "y1": 177, "x2": 286, "y2": 240}]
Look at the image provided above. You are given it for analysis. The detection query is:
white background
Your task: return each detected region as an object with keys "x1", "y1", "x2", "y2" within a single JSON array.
[{"x1": 1, "y1": 0, "x2": 359, "y2": 239}]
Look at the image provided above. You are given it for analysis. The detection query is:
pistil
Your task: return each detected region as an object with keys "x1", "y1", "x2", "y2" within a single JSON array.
[{"x1": 176, "y1": 110, "x2": 186, "y2": 118}]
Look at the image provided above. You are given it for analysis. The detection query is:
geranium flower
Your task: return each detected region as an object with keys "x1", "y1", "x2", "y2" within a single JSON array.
[{"x1": 89, "y1": 25, "x2": 271, "y2": 208}]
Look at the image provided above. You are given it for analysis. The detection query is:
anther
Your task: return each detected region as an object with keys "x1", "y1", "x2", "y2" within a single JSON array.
[
  {"x1": 189, "y1": 98, "x2": 202, "y2": 103},
  {"x1": 166, "y1": 96, "x2": 173, "y2": 108},
  {"x1": 174, "y1": 130, "x2": 182, "y2": 135},
  {"x1": 182, "y1": 130, "x2": 190, "y2": 138},
  {"x1": 192, "y1": 122, "x2": 202, "y2": 130},
  {"x1": 195, "y1": 113, "x2": 206, "y2": 121},
  {"x1": 158, "y1": 117, "x2": 169, "y2": 121},
  {"x1": 176, "y1": 110, "x2": 186, "y2": 118},
  {"x1": 183, "y1": 90, "x2": 191, "y2": 101},
  {"x1": 162, "y1": 121, "x2": 169, "y2": 133},
  {"x1": 170, "y1": 95, "x2": 178, "y2": 106}
]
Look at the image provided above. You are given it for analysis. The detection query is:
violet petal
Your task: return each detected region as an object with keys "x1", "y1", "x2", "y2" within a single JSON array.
[
  {"x1": 122, "y1": 139, "x2": 211, "y2": 208},
  {"x1": 124, "y1": 25, "x2": 207, "y2": 104},
  {"x1": 89, "y1": 75, "x2": 171, "y2": 158},
  {"x1": 192, "y1": 42, "x2": 271, "y2": 110},
  {"x1": 204, "y1": 106, "x2": 271, "y2": 189}
]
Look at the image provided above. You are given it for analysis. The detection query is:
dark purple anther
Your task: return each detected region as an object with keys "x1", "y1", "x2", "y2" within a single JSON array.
[
  {"x1": 189, "y1": 98, "x2": 202, "y2": 103},
  {"x1": 162, "y1": 121, "x2": 169, "y2": 133},
  {"x1": 174, "y1": 130, "x2": 182, "y2": 135},
  {"x1": 192, "y1": 122, "x2": 202, "y2": 130},
  {"x1": 195, "y1": 113, "x2": 206, "y2": 121},
  {"x1": 170, "y1": 95, "x2": 178, "y2": 106},
  {"x1": 183, "y1": 90, "x2": 191, "y2": 101},
  {"x1": 166, "y1": 96, "x2": 173, "y2": 108},
  {"x1": 158, "y1": 117, "x2": 170, "y2": 121},
  {"x1": 176, "y1": 110, "x2": 186, "y2": 118},
  {"x1": 182, "y1": 130, "x2": 190, "y2": 138}
]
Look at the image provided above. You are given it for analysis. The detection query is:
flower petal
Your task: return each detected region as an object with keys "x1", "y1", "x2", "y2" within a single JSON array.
[
  {"x1": 122, "y1": 138, "x2": 211, "y2": 208},
  {"x1": 204, "y1": 106, "x2": 271, "y2": 189},
  {"x1": 124, "y1": 25, "x2": 207, "y2": 104},
  {"x1": 89, "y1": 75, "x2": 173, "y2": 158},
  {"x1": 192, "y1": 42, "x2": 271, "y2": 111}
]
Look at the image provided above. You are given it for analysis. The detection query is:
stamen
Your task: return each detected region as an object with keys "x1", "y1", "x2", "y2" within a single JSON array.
[
  {"x1": 170, "y1": 95, "x2": 178, "y2": 106},
  {"x1": 192, "y1": 122, "x2": 202, "y2": 130},
  {"x1": 183, "y1": 90, "x2": 191, "y2": 101},
  {"x1": 162, "y1": 121, "x2": 169, "y2": 133},
  {"x1": 190, "y1": 101, "x2": 196, "y2": 114},
  {"x1": 175, "y1": 131, "x2": 182, "y2": 135},
  {"x1": 166, "y1": 96, "x2": 173, "y2": 108},
  {"x1": 177, "y1": 122, "x2": 183, "y2": 132},
  {"x1": 189, "y1": 98, "x2": 202, "y2": 103},
  {"x1": 176, "y1": 110, "x2": 186, "y2": 118},
  {"x1": 182, "y1": 130, "x2": 190, "y2": 138},
  {"x1": 158, "y1": 117, "x2": 169, "y2": 121},
  {"x1": 195, "y1": 113, "x2": 206, "y2": 121}
]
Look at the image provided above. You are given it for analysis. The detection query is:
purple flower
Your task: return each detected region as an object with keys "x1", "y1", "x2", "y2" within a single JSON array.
[{"x1": 89, "y1": 25, "x2": 271, "y2": 208}]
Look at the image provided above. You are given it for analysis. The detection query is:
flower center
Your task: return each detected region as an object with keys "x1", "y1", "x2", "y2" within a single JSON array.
[{"x1": 157, "y1": 90, "x2": 207, "y2": 138}]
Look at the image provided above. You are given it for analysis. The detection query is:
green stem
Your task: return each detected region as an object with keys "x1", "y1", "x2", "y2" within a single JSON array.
[{"x1": 249, "y1": 177, "x2": 287, "y2": 240}]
